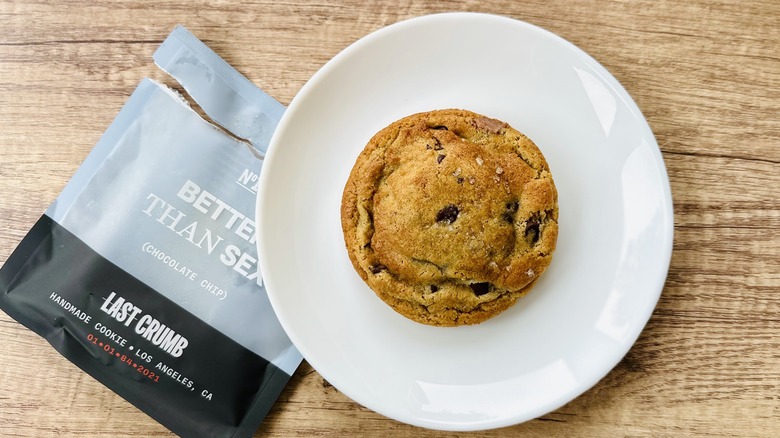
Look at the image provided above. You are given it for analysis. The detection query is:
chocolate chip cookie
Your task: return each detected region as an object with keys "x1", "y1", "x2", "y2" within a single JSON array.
[{"x1": 340, "y1": 109, "x2": 558, "y2": 326}]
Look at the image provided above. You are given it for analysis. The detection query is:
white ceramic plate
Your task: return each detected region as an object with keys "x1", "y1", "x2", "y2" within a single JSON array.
[{"x1": 257, "y1": 12, "x2": 673, "y2": 431}]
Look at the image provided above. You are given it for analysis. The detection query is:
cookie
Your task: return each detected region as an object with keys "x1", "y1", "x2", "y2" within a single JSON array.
[{"x1": 340, "y1": 109, "x2": 558, "y2": 326}]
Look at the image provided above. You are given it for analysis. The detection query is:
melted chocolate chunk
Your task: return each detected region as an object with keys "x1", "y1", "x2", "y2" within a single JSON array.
[
  {"x1": 437, "y1": 154, "x2": 446, "y2": 164},
  {"x1": 473, "y1": 117, "x2": 507, "y2": 133},
  {"x1": 435, "y1": 204, "x2": 459, "y2": 224},
  {"x1": 470, "y1": 282, "x2": 491, "y2": 296},
  {"x1": 430, "y1": 285, "x2": 439, "y2": 293},
  {"x1": 525, "y1": 219, "x2": 540, "y2": 245},
  {"x1": 369, "y1": 264, "x2": 387, "y2": 274},
  {"x1": 503, "y1": 200, "x2": 520, "y2": 223}
]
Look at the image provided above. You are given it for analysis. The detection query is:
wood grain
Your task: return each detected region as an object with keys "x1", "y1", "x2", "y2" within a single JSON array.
[{"x1": 1, "y1": 0, "x2": 778, "y2": 437}]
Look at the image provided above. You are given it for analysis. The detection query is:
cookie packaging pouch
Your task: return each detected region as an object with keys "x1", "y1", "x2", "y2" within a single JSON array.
[{"x1": 0, "y1": 26, "x2": 302, "y2": 438}]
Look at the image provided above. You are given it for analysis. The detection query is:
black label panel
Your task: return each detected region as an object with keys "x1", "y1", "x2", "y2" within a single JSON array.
[{"x1": 0, "y1": 215, "x2": 290, "y2": 438}]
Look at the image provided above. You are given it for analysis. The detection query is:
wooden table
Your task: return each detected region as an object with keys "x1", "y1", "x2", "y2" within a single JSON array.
[{"x1": 1, "y1": 1, "x2": 778, "y2": 436}]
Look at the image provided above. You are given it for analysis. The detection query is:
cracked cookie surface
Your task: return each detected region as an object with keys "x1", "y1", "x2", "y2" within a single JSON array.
[{"x1": 341, "y1": 109, "x2": 558, "y2": 326}]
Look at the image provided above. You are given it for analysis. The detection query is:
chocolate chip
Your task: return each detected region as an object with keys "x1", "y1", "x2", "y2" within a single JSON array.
[
  {"x1": 430, "y1": 285, "x2": 439, "y2": 293},
  {"x1": 469, "y1": 282, "x2": 491, "y2": 296},
  {"x1": 437, "y1": 154, "x2": 445, "y2": 163},
  {"x1": 431, "y1": 125, "x2": 448, "y2": 130},
  {"x1": 369, "y1": 264, "x2": 387, "y2": 274},
  {"x1": 473, "y1": 117, "x2": 507, "y2": 133},
  {"x1": 525, "y1": 219, "x2": 540, "y2": 245},
  {"x1": 435, "y1": 204, "x2": 459, "y2": 224},
  {"x1": 503, "y1": 200, "x2": 520, "y2": 223},
  {"x1": 456, "y1": 177, "x2": 464, "y2": 184}
]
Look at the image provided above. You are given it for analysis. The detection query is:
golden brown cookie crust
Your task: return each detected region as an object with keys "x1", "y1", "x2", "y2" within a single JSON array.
[{"x1": 341, "y1": 109, "x2": 558, "y2": 326}]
